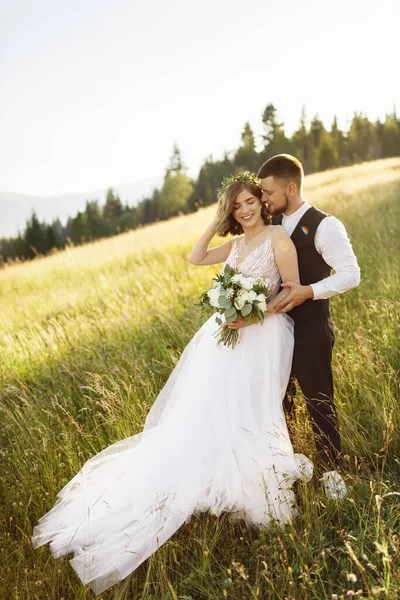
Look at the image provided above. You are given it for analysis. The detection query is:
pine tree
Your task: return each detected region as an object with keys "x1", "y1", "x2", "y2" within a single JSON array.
[
  {"x1": 51, "y1": 218, "x2": 66, "y2": 247},
  {"x1": 292, "y1": 107, "x2": 312, "y2": 173},
  {"x1": 348, "y1": 114, "x2": 380, "y2": 162},
  {"x1": 261, "y1": 104, "x2": 288, "y2": 158},
  {"x1": 317, "y1": 130, "x2": 338, "y2": 171},
  {"x1": 70, "y1": 212, "x2": 89, "y2": 244},
  {"x1": 381, "y1": 115, "x2": 400, "y2": 157},
  {"x1": 103, "y1": 189, "x2": 123, "y2": 224},
  {"x1": 159, "y1": 144, "x2": 193, "y2": 218},
  {"x1": 241, "y1": 122, "x2": 256, "y2": 151},
  {"x1": 159, "y1": 172, "x2": 194, "y2": 219},
  {"x1": 234, "y1": 122, "x2": 259, "y2": 172},
  {"x1": 85, "y1": 200, "x2": 104, "y2": 238},
  {"x1": 192, "y1": 154, "x2": 234, "y2": 208},
  {"x1": 24, "y1": 211, "x2": 47, "y2": 257},
  {"x1": 165, "y1": 142, "x2": 186, "y2": 176},
  {"x1": 330, "y1": 117, "x2": 349, "y2": 166}
]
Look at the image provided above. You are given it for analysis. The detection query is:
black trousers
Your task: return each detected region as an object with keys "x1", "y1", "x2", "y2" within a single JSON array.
[{"x1": 284, "y1": 317, "x2": 341, "y2": 468}]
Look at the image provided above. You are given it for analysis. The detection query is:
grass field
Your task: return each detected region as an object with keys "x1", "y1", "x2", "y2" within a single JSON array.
[{"x1": 0, "y1": 158, "x2": 399, "y2": 600}]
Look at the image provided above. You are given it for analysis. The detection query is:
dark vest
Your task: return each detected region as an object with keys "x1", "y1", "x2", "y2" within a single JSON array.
[{"x1": 273, "y1": 207, "x2": 331, "y2": 322}]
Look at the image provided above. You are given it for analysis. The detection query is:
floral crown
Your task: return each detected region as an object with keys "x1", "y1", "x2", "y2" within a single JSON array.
[{"x1": 217, "y1": 171, "x2": 261, "y2": 197}]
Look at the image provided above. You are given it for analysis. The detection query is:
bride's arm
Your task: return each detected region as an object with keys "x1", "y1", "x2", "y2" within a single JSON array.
[
  {"x1": 187, "y1": 217, "x2": 235, "y2": 266},
  {"x1": 266, "y1": 226, "x2": 300, "y2": 313}
]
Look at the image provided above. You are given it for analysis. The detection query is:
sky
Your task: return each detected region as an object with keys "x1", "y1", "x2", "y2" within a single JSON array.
[{"x1": 0, "y1": 0, "x2": 398, "y2": 197}]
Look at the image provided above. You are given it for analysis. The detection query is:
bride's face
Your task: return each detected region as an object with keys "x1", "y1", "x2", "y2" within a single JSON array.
[{"x1": 232, "y1": 189, "x2": 263, "y2": 228}]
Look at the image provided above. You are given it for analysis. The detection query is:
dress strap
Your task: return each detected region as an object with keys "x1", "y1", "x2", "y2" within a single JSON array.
[{"x1": 231, "y1": 238, "x2": 239, "y2": 267}]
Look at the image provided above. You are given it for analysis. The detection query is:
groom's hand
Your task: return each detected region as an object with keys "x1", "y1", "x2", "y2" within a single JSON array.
[{"x1": 275, "y1": 282, "x2": 314, "y2": 313}]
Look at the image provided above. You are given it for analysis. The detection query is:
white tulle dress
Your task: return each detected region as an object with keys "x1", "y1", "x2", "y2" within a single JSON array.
[{"x1": 32, "y1": 237, "x2": 313, "y2": 594}]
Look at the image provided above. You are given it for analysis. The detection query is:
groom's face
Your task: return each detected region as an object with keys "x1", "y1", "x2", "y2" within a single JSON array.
[{"x1": 260, "y1": 176, "x2": 289, "y2": 216}]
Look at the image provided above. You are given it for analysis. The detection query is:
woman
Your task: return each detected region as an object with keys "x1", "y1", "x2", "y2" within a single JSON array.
[{"x1": 32, "y1": 173, "x2": 313, "y2": 594}]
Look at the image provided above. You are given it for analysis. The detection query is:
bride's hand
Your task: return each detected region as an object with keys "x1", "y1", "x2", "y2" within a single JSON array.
[{"x1": 225, "y1": 317, "x2": 254, "y2": 330}]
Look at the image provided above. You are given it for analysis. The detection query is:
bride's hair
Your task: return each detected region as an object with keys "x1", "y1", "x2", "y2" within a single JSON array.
[{"x1": 215, "y1": 181, "x2": 271, "y2": 237}]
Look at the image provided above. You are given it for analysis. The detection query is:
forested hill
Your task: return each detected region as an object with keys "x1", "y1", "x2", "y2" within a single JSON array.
[
  {"x1": 2, "y1": 104, "x2": 400, "y2": 263},
  {"x1": 0, "y1": 178, "x2": 161, "y2": 239}
]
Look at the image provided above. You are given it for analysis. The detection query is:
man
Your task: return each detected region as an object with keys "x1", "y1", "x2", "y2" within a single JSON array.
[{"x1": 257, "y1": 154, "x2": 360, "y2": 500}]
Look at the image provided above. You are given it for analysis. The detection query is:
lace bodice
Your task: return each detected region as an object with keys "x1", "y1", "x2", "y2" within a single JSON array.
[{"x1": 225, "y1": 237, "x2": 281, "y2": 297}]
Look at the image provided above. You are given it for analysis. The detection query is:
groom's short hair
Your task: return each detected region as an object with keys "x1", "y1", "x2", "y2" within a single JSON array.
[{"x1": 258, "y1": 154, "x2": 304, "y2": 188}]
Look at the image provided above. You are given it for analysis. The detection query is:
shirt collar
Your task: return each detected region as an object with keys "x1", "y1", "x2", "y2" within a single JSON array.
[{"x1": 282, "y1": 200, "x2": 310, "y2": 223}]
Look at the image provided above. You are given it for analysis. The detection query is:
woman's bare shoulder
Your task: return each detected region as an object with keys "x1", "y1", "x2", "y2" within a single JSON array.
[
  {"x1": 268, "y1": 225, "x2": 295, "y2": 252},
  {"x1": 269, "y1": 224, "x2": 289, "y2": 238}
]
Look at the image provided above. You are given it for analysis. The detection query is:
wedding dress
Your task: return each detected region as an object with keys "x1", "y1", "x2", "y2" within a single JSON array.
[{"x1": 32, "y1": 237, "x2": 313, "y2": 594}]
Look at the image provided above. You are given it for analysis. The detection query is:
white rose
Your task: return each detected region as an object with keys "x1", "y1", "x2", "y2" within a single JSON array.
[
  {"x1": 255, "y1": 293, "x2": 267, "y2": 312},
  {"x1": 240, "y1": 291, "x2": 250, "y2": 304},
  {"x1": 247, "y1": 290, "x2": 257, "y2": 302},
  {"x1": 207, "y1": 287, "x2": 222, "y2": 308},
  {"x1": 207, "y1": 285, "x2": 219, "y2": 298},
  {"x1": 230, "y1": 274, "x2": 242, "y2": 284},
  {"x1": 234, "y1": 290, "x2": 247, "y2": 310},
  {"x1": 240, "y1": 276, "x2": 254, "y2": 291}
]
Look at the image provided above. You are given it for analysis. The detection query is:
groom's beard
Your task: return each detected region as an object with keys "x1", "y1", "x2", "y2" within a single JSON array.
[{"x1": 269, "y1": 193, "x2": 290, "y2": 216}]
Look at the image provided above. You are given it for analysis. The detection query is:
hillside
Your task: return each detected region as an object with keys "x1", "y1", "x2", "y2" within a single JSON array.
[{"x1": 0, "y1": 158, "x2": 399, "y2": 600}]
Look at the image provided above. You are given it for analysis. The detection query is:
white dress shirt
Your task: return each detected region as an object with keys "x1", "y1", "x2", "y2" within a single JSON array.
[{"x1": 281, "y1": 201, "x2": 361, "y2": 300}]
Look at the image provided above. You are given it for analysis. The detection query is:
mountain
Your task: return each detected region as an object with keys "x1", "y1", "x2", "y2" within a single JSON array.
[{"x1": 0, "y1": 177, "x2": 161, "y2": 238}]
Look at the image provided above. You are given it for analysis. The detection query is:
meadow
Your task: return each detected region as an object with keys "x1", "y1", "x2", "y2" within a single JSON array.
[{"x1": 0, "y1": 158, "x2": 399, "y2": 600}]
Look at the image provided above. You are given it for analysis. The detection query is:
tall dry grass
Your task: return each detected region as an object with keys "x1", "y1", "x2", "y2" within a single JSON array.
[{"x1": 0, "y1": 158, "x2": 399, "y2": 599}]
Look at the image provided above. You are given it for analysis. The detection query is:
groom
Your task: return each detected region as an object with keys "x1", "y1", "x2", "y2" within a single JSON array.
[{"x1": 257, "y1": 154, "x2": 360, "y2": 500}]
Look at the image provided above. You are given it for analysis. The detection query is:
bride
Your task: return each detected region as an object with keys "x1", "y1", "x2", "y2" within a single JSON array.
[{"x1": 32, "y1": 172, "x2": 313, "y2": 594}]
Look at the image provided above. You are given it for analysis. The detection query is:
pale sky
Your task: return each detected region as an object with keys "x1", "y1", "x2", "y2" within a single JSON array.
[{"x1": 1, "y1": 0, "x2": 398, "y2": 196}]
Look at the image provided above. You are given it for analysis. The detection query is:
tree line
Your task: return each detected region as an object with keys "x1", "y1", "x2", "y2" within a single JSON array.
[{"x1": 2, "y1": 104, "x2": 400, "y2": 263}]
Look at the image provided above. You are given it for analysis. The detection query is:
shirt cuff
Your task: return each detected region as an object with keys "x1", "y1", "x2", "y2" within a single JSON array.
[{"x1": 310, "y1": 281, "x2": 326, "y2": 301}]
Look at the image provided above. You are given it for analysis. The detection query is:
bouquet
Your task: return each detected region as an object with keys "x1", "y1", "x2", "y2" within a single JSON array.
[{"x1": 198, "y1": 264, "x2": 271, "y2": 348}]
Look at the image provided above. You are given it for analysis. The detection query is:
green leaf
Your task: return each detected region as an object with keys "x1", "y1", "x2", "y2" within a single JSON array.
[
  {"x1": 217, "y1": 172, "x2": 261, "y2": 197},
  {"x1": 222, "y1": 264, "x2": 235, "y2": 277},
  {"x1": 222, "y1": 264, "x2": 237, "y2": 284},
  {"x1": 218, "y1": 295, "x2": 232, "y2": 309},
  {"x1": 215, "y1": 316, "x2": 222, "y2": 325},
  {"x1": 224, "y1": 306, "x2": 237, "y2": 318},
  {"x1": 241, "y1": 303, "x2": 252, "y2": 317},
  {"x1": 224, "y1": 308, "x2": 238, "y2": 322}
]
